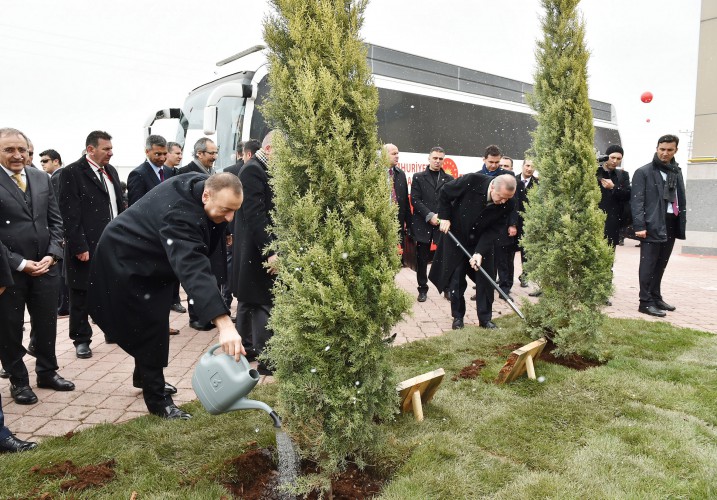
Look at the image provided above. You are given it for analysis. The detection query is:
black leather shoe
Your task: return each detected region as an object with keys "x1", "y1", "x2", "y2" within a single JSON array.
[
  {"x1": 499, "y1": 293, "x2": 513, "y2": 302},
  {"x1": 132, "y1": 379, "x2": 177, "y2": 395},
  {"x1": 452, "y1": 318, "x2": 464, "y2": 330},
  {"x1": 257, "y1": 363, "x2": 273, "y2": 376},
  {"x1": 170, "y1": 303, "x2": 187, "y2": 313},
  {"x1": 10, "y1": 385, "x2": 38, "y2": 405},
  {"x1": 0, "y1": 434, "x2": 37, "y2": 453},
  {"x1": 0, "y1": 368, "x2": 8, "y2": 379},
  {"x1": 150, "y1": 404, "x2": 191, "y2": 420},
  {"x1": 417, "y1": 292, "x2": 427, "y2": 302},
  {"x1": 655, "y1": 300, "x2": 676, "y2": 311},
  {"x1": 480, "y1": 321, "x2": 498, "y2": 329},
  {"x1": 189, "y1": 321, "x2": 215, "y2": 331},
  {"x1": 37, "y1": 373, "x2": 75, "y2": 391},
  {"x1": 638, "y1": 305, "x2": 666, "y2": 317},
  {"x1": 26, "y1": 342, "x2": 36, "y2": 357},
  {"x1": 75, "y1": 343, "x2": 92, "y2": 359},
  {"x1": 169, "y1": 328, "x2": 180, "y2": 336}
]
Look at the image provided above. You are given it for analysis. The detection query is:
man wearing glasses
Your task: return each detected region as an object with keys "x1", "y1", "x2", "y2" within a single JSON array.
[{"x1": 177, "y1": 138, "x2": 228, "y2": 330}]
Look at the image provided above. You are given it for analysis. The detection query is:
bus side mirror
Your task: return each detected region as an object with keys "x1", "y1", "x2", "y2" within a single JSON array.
[{"x1": 204, "y1": 106, "x2": 218, "y2": 135}]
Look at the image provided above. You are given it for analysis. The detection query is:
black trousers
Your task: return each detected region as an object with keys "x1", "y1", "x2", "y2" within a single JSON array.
[
  {"x1": 57, "y1": 278, "x2": 69, "y2": 314},
  {"x1": 448, "y1": 250, "x2": 495, "y2": 325},
  {"x1": 171, "y1": 282, "x2": 181, "y2": 305},
  {"x1": 69, "y1": 287, "x2": 93, "y2": 346},
  {"x1": 638, "y1": 214, "x2": 678, "y2": 307},
  {"x1": 235, "y1": 302, "x2": 272, "y2": 356},
  {"x1": 133, "y1": 361, "x2": 171, "y2": 412},
  {"x1": 495, "y1": 244, "x2": 516, "y2": 294},
  {"x1": 416, "y1": 240, "x2": 432, "y2": 293},
  {"x1": 0, "y1": 272, "x2": 60, "y2": 386}
]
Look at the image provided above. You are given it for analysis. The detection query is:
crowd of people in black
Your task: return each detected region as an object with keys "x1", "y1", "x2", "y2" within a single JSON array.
[{"x1": 0, "y1": 127, "x2": 685, "y2": 453}]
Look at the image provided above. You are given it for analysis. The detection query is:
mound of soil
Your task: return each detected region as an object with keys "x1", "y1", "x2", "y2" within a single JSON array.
[
  {"x1": 221, "y1": 449, "x2": 387, "y2": 499},
  {"x1": 452, "y1": 359, "x2": 487, "y2": 380},
  {"x1": 31, "y1": 459, "x2": 116, "y2": 492},
  {"x1": 538, "y1": 341, "x2": 603, "y2": 370}
]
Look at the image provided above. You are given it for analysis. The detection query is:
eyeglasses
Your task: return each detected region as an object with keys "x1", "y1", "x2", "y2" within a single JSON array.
[
  {"x1": 201, "y1": 150, "x2": 219, "y2": 155},
  {"x1": 2, "y1": 147, "x2": 29, "y2": 155},
  {"x1": 40, "y1": 159, "x2": 52, "y2": 164}
]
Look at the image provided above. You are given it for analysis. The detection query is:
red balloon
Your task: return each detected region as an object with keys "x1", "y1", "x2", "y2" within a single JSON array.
[{"x1": 641, "y1": 91, "x2": 653, "y2": 103}]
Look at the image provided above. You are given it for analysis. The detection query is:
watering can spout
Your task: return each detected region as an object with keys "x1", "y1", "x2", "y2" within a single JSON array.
[{"x1": 192, "y1": 344, "x2": 280, "y2": 426}]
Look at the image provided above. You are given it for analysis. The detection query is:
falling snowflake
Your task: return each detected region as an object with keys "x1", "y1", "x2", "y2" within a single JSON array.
[
  {"x1": 341, "y1": 252, "x2": 348, "y2": 259},
  {"x1": 537, "y1": 376, "x2": 546, "y2": 383},
  {"x1": 324, "y1": 345, "x2": 330, "y2": 351},
  {"x1": 188, "y1": 299, "x2": 195, "y2": 305},
  {"x1": 166, "y1": 239, "x2": 174, "y2": 246},
  {"x1": 143, "y1": 293, "x2": 151, "y2": 300},
  {"x1": 310, "y1": 368, "x2": 317, "y2": 373},
  {"x1": 355, "y1": 381, "x2": 360, "y2": 386}
]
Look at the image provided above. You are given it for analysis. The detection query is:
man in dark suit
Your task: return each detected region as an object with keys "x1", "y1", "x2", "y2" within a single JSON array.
[
  {"x1": 164, "y1": 141, "x2": 185, "y2": 313},
  {"x1": 231, "y1": 133, "x2": 278, "y2": 374},
  {"x1": 493, "y1": 155, "x2": 523, "y2": 299},
  {"x1": 0, "y1": 241, "x2": 37, "y2": 452},
  {"x1": 516, "y1": 158, "x2": 539, "y2": 287},
  {"x1": 384, "y1": 144, "x2": 410, "y2": 252},
  {"x1": 429, "y1": 173, "x2": 517, "y2": 330},
  {"x1": 410, "y1": 146, "x2": 454, "y2": 302},
  {"x1": 176, "y1": 137, "x2": 228, "y2": 330},
  {"x1": 631, "y1": 134, "x2": 686, "y2": 318},
  {"x1": 597, "y1": 144, "x2": 631, "y2": 248},
  {"x1": 40, "y1": 149, "x2": 69, "y2": 316},
  {"x1": 88, "y1": 173, "x2": 245, "y2": 419},
  {"x1": 59, "y1": 131, "x2": 125, "y2": 359},
  {"x1": 0, "y1": 128, "x2": 75, "y2": 405},
  {"x1": 127, "y1": 135, "x2": 171, "y2": 207}
]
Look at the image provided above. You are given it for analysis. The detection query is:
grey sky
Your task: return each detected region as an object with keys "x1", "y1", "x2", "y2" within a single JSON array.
[{"x1": 2, "y1": 0, "x2": 701, "y2": 172}]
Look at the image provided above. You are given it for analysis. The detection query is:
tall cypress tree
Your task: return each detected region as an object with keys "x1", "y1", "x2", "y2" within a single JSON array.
[
  {"x1": 262, "y1": 0, "x2": 412, "y2": 477},
  {"x1": 521, "y1": 0, "x2": 613, "y2": 359}
]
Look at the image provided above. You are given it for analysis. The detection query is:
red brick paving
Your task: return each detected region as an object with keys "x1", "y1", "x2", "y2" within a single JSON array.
[{"x1": 2, "y1": 242, "x2": 716, "y2": 442}]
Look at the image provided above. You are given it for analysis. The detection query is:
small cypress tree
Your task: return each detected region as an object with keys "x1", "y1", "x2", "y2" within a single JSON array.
[
  {"x1": 521, "y1": 0, "x2": 613, "y2": 359},
  {"x1": 262, "y1": 0, "x2": 412, "y2": 478}
]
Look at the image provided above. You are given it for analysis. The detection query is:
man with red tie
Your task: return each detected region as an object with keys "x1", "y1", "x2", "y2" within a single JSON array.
[{"x1": 59, "y1": 131, "x2": 125, "y2": 358}]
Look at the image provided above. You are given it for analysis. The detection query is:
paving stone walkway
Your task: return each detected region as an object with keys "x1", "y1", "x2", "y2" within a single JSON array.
[{"x1": 3, "y1": 243, "x2": 716, "y2": 442}]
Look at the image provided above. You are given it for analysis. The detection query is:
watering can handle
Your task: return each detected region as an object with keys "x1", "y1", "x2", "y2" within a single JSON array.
[{"x1": 207, "y1": 343, "x2": 252, "y2": 371}]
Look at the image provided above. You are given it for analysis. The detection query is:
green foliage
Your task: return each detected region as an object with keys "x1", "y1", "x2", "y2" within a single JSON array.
[
  {"x1": 261, "y1": 0, "x2": 412, "y2": 477},
  {"x1": 522, "y1": 0, "x2": 614, "y2": 359}
]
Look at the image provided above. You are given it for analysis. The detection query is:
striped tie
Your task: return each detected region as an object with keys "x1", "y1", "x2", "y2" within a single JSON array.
[{"x1": 12, "y1": 173, "x2": 26, "y2": 192}]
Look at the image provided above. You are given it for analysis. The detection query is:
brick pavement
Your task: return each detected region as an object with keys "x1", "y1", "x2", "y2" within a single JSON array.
[{"x1": 3, "y1": 243, "x2": 716, "y2": 442}]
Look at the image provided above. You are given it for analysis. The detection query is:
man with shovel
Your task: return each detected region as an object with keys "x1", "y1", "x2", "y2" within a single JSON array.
[{"x1": 429, "y1": 173, "x2": 517, "y2": 330}]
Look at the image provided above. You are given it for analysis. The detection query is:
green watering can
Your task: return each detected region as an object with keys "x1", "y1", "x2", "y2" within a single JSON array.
[{"x1": 192, "y1": 344, "x2": 281, "y2": 427}]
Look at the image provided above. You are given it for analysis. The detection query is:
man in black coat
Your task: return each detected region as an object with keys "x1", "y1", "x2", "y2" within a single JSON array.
[
  {"x1": 88, "y1": 173, "x2": 246, "y2": 419},
  {"x1": 410, "y1": 146, "x2": 453, "y2": 302},
  {"x1": 0, "y1": 128, "x2": 74, "y2": 406},
  {"x1": 384, "y1": 144, "x2": 410, "y2": 251},
  {"x1": 126, "y1": 135, "x2": 173, "y2": 207},
  {"x1": 59, "y1": 131, "x2": 125, "y2": 359},
  {"x1": 40, "y1": 148, "x2": 70, "y2": 316},
  {"x1": 631, "y1": 134, "x2": 686, "y2": 318},
  {"x1": 429, "y1": 173, "x2": 517, "y2": 330},
  {"x1": 516, "y1": 158, "x2": 539, "y2": 287},
  {"x1": 597, "y1": 144, "x2": 631, "y2": 248},
  {"x1": 231, "y1": 133, "x2": 277, "y2": 374},
  {"x1": 164, "y1": 141, "x2": 184, "y2": 312},
  {"x1": 493, "y1": 155, "x2": 523, "y2": 299},
  {"x1": 0, "y1": 241, "x2": 37, "y2": 453}
]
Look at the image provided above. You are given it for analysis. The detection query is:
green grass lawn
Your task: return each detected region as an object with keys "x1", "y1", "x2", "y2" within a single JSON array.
[{"x1": 2, "y1": 316, "x2": 717, "y2": 499}]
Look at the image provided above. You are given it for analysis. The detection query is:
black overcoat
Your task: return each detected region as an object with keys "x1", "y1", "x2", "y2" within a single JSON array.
[
  {"x1": 231, "y1": 156, "x2": 275, "y2": 305},
  {"x1": 0, "y1": 239, "x2": 11, "y2": 288},
  {"x1": 596, "y1": 166, "x2": 631, "y2": 246},
  {"x1": 59, "y1": 156, "x2": 124, "y2": 289},
  {"x1": 428, "y1": 173, "x2": 514, "y2": 293},
  {"x1": 87, "y1": 174, "x2": 230, "y2": 367},
  {"x1": 515, "y1": 174, "x2": 538, "y2": 241},
  {"x1": 630, "y1": 156, "x2": 686, "y2": 243},
  {"x1": 410, "y1": 167, "x2": 454, "y2": 244},
  {"x1": 390, "y1": 165, "x2": 410, "y2": 244}
]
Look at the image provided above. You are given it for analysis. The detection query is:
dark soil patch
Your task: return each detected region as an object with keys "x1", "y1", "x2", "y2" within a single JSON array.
[
  {"x1": 221, "y1": 448, "x2": 387, "y2": 499},
  {"x1": 538, "y1": 341, "x2": 604, "y2": 370},
  {"x1": 452, "y1": 359, "x2": 487, "y2": 380},
  {"x1": 31, "y1": 459, "x2": 116, "y2": 492}
]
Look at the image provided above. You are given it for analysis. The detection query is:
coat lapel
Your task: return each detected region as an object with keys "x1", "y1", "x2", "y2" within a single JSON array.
[{"x1": 81, "y1": 161, "x2": 108, "y2": 195}]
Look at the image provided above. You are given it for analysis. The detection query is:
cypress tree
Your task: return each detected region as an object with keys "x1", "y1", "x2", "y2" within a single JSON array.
[
  {"x1": 262, "y1": 0, "x2": 412, "y2": 477},
  {"x1": 521, "y1": 0, "x2": 613, "y2": 359}
]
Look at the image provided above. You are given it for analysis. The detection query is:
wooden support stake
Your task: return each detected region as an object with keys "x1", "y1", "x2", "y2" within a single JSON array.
[
  {"x1": 411, "y1": 390, "x2": 424, "y2": 422},
  {"x1": 396, "y1": 368, "x2": 445, "y2": 422},
  {"x1": 525, "y1": 354, "x2": 536, "y2": 380}
]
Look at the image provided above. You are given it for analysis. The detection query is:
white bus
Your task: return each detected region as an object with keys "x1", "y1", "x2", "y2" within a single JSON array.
[{"x1": 145, "y1": 44, "x2": 620, "y2": 184}]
